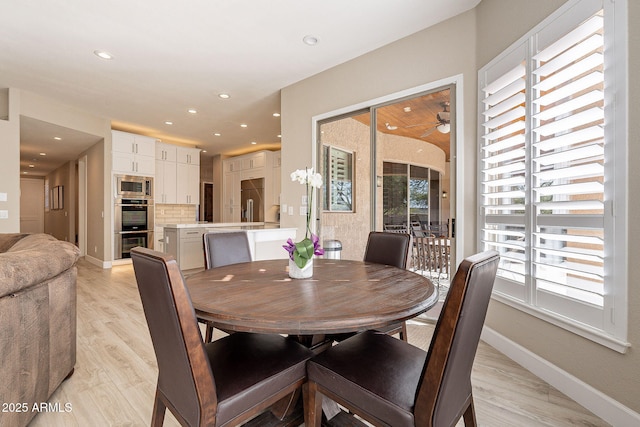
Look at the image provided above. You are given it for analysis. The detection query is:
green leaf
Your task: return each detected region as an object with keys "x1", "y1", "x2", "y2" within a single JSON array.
[
  {"x1": 293, "y1": 238, "x2": 314, "y2": 268},
  {"x1": 295, "y1": 238, "x2": 314, "y2": 259},
  {"x1": 293, "y1": 251, "x2": 308, "y2": 269}
]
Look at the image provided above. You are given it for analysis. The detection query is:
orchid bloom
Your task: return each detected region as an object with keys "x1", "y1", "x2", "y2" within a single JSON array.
[{"x1": 285, "y1": 168, "x2": 324, "y2": 267}]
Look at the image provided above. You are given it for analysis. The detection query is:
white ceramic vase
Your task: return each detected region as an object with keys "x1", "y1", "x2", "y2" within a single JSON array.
[{"x1": 288, "y1": 257, "x2": 313, "y2": 279}]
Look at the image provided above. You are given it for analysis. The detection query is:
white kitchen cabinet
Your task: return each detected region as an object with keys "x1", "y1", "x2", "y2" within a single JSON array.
[
  {"x1": 177, "y1": 146, "x2": 200, "y2": 165},
  {"x1": 224, "y1": 158, "x2": 242, "y2": 173},
  {"x1": 177, "y1": 162, "x2": 200, "y2": 205},
  {"x1": 112, "y1": 130, "x2": 156, "y2": 175},
  {"x1": 156, "y1": 142, "x2": 177, "y2": 162},
  {"x1": 240, "y1": 152, "x2": 266, "y2": 180},
  {"x1": 155, "y1": 143, "x2": 200, "y2": 204},
  {"x1": 155, "y1": 142, "x2": 178, "y2": 203},
  {"x1": 154, "y1": 226, "x2": 165, "y2": 253},
  {"x1": 163, "y1": 225, "x2": 297, "y2": 269},
  {"x1": 164, "y1": 227, "x2": 205, "y2": 270},
  {"x1": 155, "y1": 159, "x2": 177, "y2": 204},
  {"x1": 223, "y1": 167, "x2": 241, "y2": 222},
  {"x1": 241, "y1": 152, "x2": 265, "y2": 170}
]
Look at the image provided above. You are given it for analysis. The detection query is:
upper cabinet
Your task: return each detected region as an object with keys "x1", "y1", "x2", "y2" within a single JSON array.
[
  {"x1": 112, "y1": 131, "x2": 201, "y2": 206},
  {"x1": 241, "y1": 152, "x2": 266, "y2": 180},
  {"x1": 156, "y1": 142, "x2": 177, "y2": 163},
  {"x1": 112, "y1": 130, "x2": 155, "y2": 175},
  {"x1": 177, "y1": 146, "x2": 200, "y2": 165},
  {"x1": 156, "y1": 144, "x2": 200, "y2": 205},
  {"x1": 155, "y1": 142, "x2": 177, "y2": 204}
]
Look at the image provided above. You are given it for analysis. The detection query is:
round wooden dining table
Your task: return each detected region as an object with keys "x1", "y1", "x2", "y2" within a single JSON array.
[
  {"x1": 186, "y1": 258, "x2": 437, "y2": 426},
  {"x1": 186, "y1": 258, "x2": 437, "y2": 343}
]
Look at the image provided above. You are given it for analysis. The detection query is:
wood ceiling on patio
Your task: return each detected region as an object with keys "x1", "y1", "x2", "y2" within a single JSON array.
[{"x1": 354, "y1": 89, "x2": 451, "y2": 161}]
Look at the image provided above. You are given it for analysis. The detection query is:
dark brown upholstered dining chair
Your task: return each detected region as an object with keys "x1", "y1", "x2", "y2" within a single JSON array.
[
  {"x1": 201, "y1": 231, "x2": 252, "y2": 342},
  {"x1": 131, "y1": 247, "x2": 313, "y2": 427},
  {"x1": 305, "y1": 250, "x2": 500, "y2": 427},
  {"x1": 364, "y1": 231, "x2": 413, "y2": 341}
]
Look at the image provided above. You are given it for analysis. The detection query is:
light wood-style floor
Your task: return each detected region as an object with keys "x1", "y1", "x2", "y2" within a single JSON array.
[{"x1": 31, "y1": 259, "x2": 609, "y2": 427}]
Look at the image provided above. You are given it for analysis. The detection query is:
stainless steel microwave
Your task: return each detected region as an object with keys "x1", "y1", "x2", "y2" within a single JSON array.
[{"x1": 115, "y1": 175, "x2": 153, "y2": 198}]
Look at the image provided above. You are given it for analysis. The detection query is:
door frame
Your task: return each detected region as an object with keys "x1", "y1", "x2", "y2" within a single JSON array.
[
  {"x1": 78, "y1": 155, "x2": 87, "y2": 256},
  {"x1": 311, "y1": 74, "x2": 465, "y2": 269}
]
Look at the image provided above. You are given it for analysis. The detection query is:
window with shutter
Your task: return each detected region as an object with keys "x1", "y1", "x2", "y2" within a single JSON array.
[{"x1": 478, "y1": 0, "x2": 628, "y2": 350}]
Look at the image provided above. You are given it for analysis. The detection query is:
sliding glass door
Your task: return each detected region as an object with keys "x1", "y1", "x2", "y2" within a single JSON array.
[{"x1": 316, "y1": 87, "x2": 453, "y2": 265}]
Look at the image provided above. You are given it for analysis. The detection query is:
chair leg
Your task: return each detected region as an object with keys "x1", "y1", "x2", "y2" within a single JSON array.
[
  {"x1": 151, "y1": 388, "x2": 167, "y2": 427},
  {"x1": 400, "y1": 321, "x2": 409, "y2": 342},
  {"x1": 462, "y1": 395, "x2": 477, "y2": 427},
  {"x1": 304, "y1": 381, "x2": 323, "y2": 427},
  {"x1": 205, "y1": 322, "x2": 214, "y2": 343}
]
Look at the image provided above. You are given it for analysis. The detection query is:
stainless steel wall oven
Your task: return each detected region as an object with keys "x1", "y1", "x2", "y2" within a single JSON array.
[{"x1": 115, "y1": 196, "x2": 154, "y2": 259}]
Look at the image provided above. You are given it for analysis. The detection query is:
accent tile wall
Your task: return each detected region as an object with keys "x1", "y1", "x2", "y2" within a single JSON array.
[{"x1": 155, "y1": 204, "x2": 197, "y2": 224}]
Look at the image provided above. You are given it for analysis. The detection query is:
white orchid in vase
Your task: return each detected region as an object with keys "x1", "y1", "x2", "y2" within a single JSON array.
[{"x1": 283, "y1": 168, "x2": 324, "y2": 268}]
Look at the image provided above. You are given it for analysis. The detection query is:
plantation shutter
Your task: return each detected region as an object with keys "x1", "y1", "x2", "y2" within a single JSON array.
[
  {"x1": 531, "y1": 6, "x2": 605, "y2": 328},
  {"x1": 479, "y1": 44, "x2": 528, "y2": 301},
  {"x1": 479, "y1": 0, "x2": 613, "y2": 333}
]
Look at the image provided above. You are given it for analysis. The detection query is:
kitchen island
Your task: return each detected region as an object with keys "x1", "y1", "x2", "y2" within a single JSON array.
[{"x1": 162, "y1": 222, "x2": 297, "y2": 270}]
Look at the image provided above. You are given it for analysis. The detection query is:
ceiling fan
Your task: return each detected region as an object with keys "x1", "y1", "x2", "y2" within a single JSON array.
[{"x1": 405, "y1": 102, "x2": 451, "y2": 137}]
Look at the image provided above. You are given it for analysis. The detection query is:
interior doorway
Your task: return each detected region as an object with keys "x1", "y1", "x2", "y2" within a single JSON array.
[{"x1": 201, "y1": 182, "x2": 214, "y2": 222}]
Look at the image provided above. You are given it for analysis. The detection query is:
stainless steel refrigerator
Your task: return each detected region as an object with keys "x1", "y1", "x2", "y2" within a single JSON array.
[{"x1": 240, "y1": 178, "x2": 264, "y2": 222}]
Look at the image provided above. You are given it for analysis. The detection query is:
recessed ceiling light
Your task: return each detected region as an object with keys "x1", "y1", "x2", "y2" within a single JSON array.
[
  {"x1": 39, "y1": 152, "x2": 46, "y2": 156},
  {"x1": 277, "y1": 134, "x2": 281, "y2": 138},
  {"x1": 218, "y1": 93, "x2": 230, "y2": 99},
  {"x1": 240, "y1": 124, "x2": 248, "y2": 128},
  {"x1": 273, "y1": 113, "x2": 281, "y2": 117},
  {"x1": 29, "y1": 164, "x2": 35, "y2": 168},
  {"x1": 303, "y1": 35, "x2": 319, "y2": 46},
  {"x1": 23, "y1": 171, "x2": 29, "y2": 174},
  {"x1": 251, "y1": 141, "x2": 257, "y2": 145},
  {"x1": 54, "y1": 136, "x2": 62, "y2": 141},
  {"x1": 202, "y1": 150, "x2": 207, "y2": 153},
  {"x1": 213, "y1": 132, "x2": 221, "y2": 136},
  {"x1": 188, "y1": 109, "x2": 197, "y2": 114},
  {"x1": 165, "y1": 121, "x2": 173, "y2": 125},
  {"x1": 94, "y1": 50, "x2": 114, "y2": 60},
  {"x1": 404, "y1": 107, "x2": 412, "y2": 113}
]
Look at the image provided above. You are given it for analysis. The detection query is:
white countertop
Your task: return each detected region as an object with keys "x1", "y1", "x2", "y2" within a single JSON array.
[{"x1": 160, "y1": 222, "x2": 281, "y2": 229}]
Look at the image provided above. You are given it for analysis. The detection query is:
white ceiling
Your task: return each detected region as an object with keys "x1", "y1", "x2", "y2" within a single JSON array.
[{"x1": 0, "y1": 0, "x2": 480, "y2": 176}]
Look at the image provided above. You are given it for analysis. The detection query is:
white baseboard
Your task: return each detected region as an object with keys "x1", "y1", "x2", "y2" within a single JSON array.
[
  {"x1": 83, "y1": 255, "x2": 111, "y2": 269},
  {"x1": 481, "y1": 327, "x2": 640, "y2": 427}
]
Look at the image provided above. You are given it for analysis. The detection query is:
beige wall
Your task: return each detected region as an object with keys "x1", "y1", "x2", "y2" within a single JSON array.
[
  {"x1": 281, "y1": 0, "x2": 639, "y2": 417},
  {"x1": 83, "y1": 140, "x2": 108, "y2": 261},
  {"x1": 21, "y1": 90, "x2": 112, "y2": 263},
  {"x1": 0, "y1": 88, "x2": 21, "y2": 232},
  {"x1": 44, "y1": 161, "x2": 74, "y2": 242},
  {"x1": 0, "y1": 89, "x2": 112, "y2": 261},
  {"x1": 281, "y1": 9, "x2": 477, "y2": 258}
]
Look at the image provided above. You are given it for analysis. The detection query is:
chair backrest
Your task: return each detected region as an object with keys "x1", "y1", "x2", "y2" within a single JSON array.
[
  {"x1": 203, "y1": 231, "x2": 252, "y2": 269},
  {"x1": 415, "y1": 250, "x2": 499, "y2": 427},
  {"x1": 131, "y1": 247, "x2": 217, "y2": 426},
  {"x1": 363, "y1": 231, "x2": 413, "y2": 269}
]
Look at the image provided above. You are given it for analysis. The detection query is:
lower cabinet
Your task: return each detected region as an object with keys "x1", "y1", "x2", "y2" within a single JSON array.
[
  {"x1": 164, "y1": 228, "x2": 205, "y2": 270},
  {"x1": 163, "y1": 226, "x2": 296, "y2": 270}
]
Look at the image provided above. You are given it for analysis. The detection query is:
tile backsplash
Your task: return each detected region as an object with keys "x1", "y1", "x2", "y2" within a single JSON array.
[{"x1": 156, "y1": 204, "x2": 197, "y2": 224}]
